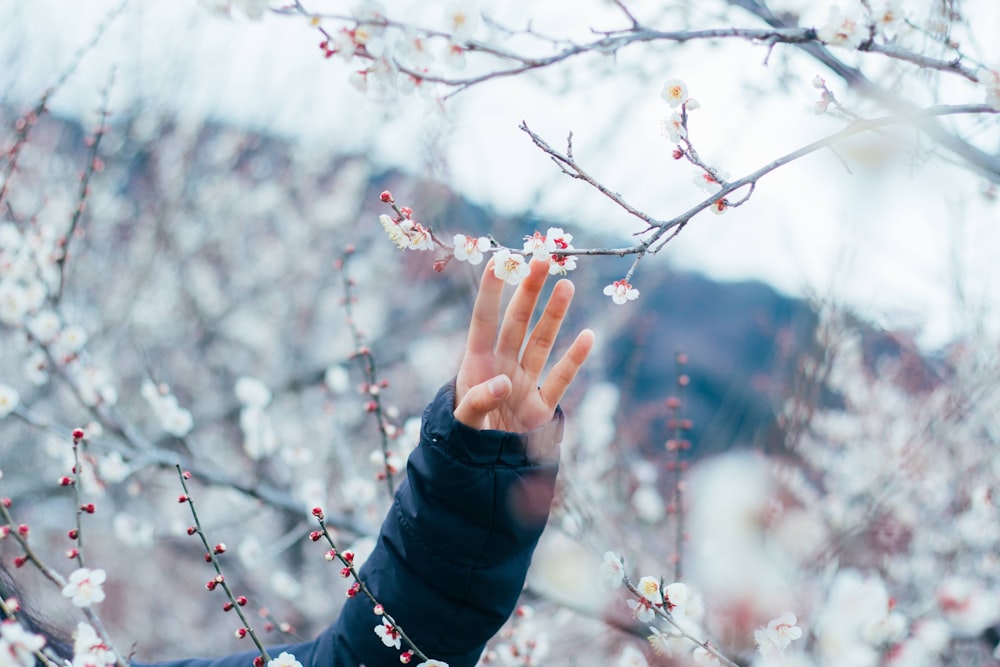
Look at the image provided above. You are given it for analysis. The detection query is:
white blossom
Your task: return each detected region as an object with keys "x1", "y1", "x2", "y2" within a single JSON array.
[
  {"x1": 0, "y1": 620, "x2": 46, "y2": 667},
  {"x1": 603, "y1": 279, "x2": 639, "y2": 305},
  {"x1": 492, "y1": 249, "x2": 530, "y2": 285},
  {"x1": 453, "y1": 234, "x2": 490, "y2": 265},
  {"x1": 0, "y1": 384, "x2": 19, "y2": 418},
  {"x1": 235, "y1": 376, "x2": 272, "y2": 407},
  {"x1": 661, "y1": 78, "x2": 689, "y2": 107},
  {"x1": 266, "y1": 652, "x2": 302, "y2": 667},
  {"x1": 755, "y1": 612, "x2": 804, "y2": 658},
  {"x1": 616, "y1": 644, "x2": 649, "y2": 667},
  {"x1": 374, "y1": 618, "x2": 401, "y2": 649},
  {"x1": 600, "y1": 551, "x2": 625, "y2": 588},
  {"x1": 61, "y1": 568, "x2": 107, "y2": 607}
]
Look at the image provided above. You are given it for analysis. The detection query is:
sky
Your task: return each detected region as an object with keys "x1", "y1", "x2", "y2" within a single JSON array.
[{"x1": 2, "y1": 0, "x2": 999, "y2": 348}]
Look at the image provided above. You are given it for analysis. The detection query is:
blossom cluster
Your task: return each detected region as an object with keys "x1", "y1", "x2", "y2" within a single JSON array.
[{"x1": 140, "y1": 379, "x2": 194, "y2": 437}]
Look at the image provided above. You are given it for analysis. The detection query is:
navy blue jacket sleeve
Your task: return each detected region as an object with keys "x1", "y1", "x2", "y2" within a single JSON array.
[{"x1": 137, "y1": 381, "x2": 562, "y2": 667}]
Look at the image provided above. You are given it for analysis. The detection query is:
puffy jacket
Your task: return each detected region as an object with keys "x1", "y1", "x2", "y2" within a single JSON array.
[{"x1": 137, "y1": 381, "x2": 562, "y2": 667}]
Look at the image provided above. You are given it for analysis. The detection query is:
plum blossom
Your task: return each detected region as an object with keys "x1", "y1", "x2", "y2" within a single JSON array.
[
  {"x1": 71, "y1": 622, "x2": 115, "y2": 667},
  {"x1": 692, "y1": 647, "x2": 720, "y2": 666},
  {"x1": 661, "y1": 79, "x2": 688, "y2": 107},
  {"x1": 416, "y1": 661, "x2": 449, "y2": 667},
  {"x1": 0, "y1": 384, "x2": 18, "y2": 418},
  {"x1": 141, "y1": 380, "x2": 193, "y2": 437},
  {"x1": 400, "y1": 32, "x2": 434, "y2": 68},
  {"x1": 545, "y1": 227, "x2": 577, "y2": 275},
  {"x1": 873, "y1": 0, "x2": 906, "y2": 36},
  {"x1": 324, "y1": 365, "x2": 350, "y2": 394},
  {"x1": 817, "y1": 5, "x2": 867, "y2": 48},
  {"x1": 374, "y1": 619, "x2": 401, "y2": 649},
  {"x1": 453, "y1": 234, "x2": 490, "y2": 265},
  {"x1": 379, "y1": 214, "x2": 434, "y2": 251},
  {"x1": 266, "y1": 652, "x2": 302, "y2": 667},
  {"x1": 600, "y1": 551, "x2": 625, "y2": 588},
  {"x1": 636, "y1": 576, "x2": 663, "y2": 604},
  {"x1": 693, "y1": 170, "x2": 726, "y2": 193},
  {"x1": 0, "y1": 620, "x2": 46, "y2": 667},
  {"x1": 616, "y1": 644, "x2": 649, "y2": 667},
  {"x1": 492, "y1": 249, "x2": 530, "y2": 285},
  {"x1": 627, "y1": 597, "x2": 658, "y2": 623},
  {"x1": 603, "y1": 279, "x2": 639, "y2": 305},
  {"x1": 663, "y1": 582, "x2": 689, "y2": 616},
  {"x1": 26, "y1": 311, "x2": 60, "y2": 343},
  {"x1": 647, "y1": 627, "x2": 685, "y2": 658},
  {"x1": 522, "y1": 231, "x2": 551, "y2": 260},
  {"x1": 755, "y1": 612, "x2": 803, "y2": 658},
  {"x1": 442, "y1": 43, "x2": 467, "y2": 70},
  {"x1": 61, "y1": 568, "x2": 107, "y2": 607},
  {"x1": 661, "y1": 112, "x2": 686, "y2": 143},
  {"x1": 235, "y1": 376, "x2": 272, "y2": 407},
  {"x1": 445, "y1": 0, "x2": 479, "y2": 42}
]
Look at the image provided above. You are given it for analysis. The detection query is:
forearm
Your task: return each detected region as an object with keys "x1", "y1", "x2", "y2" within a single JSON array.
[{"x1": 335, "y1": 381, "x2": 562, "y2": 667}]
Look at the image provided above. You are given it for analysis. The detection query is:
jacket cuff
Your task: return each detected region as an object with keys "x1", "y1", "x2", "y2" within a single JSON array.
[{"x1": 421, "y1": 380, "x2": 564, "y2": 466}]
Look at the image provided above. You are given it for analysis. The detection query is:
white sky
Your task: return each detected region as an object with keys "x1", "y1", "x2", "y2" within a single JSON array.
[{"x1": 2, "y1": 0, "x2": 999, "y2": 348}]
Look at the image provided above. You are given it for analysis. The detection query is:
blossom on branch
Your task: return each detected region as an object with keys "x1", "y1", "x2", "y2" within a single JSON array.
[
  {"x1": 817, "y1": 5, "x2": 866, "y2": 49},
  {"x1": 754, "y1": 612, "x2": 803, "y2": 658},
  {"x1": 453, "y1": 234, "x2": 490, "y2": 265},
  {"x1": 661, "y1": 79, "x2": 689, "y2": 108},
  {"x1": 0, "y1": 620, "x2": 46, "y2": 667},
  {"x1": 72, "y1": 622, "x2": 115, "y2": 667},
  {"x1": 661, "y1": 112, "x2": 686, "y2": 143},
  {"x1": 374, "y1": 619, "x2": 401, "y2": 649},
  {"x1": 600, "y1": 551, "x2": 625, "y2": 588},
  {"x1": 603, "y1": 279, "x2": 639, "y2": 305},
  {"x1": 492, "y1": 249, "x2": 530, "y2": 285},
  {"x1": 0, "y1": 384, "x2": 18, "y2": 418},
  {"x1": 266, "y1": 652, "x2": 303, "y2": 667},
  {"x1": 61, "y1": 568, "x2": 107, "y2": 607},
  {"x1": 445, "y1": 0, "x2": 479, "y2": 43}
]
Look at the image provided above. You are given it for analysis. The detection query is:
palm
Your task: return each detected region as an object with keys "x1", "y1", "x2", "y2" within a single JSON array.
[{"x1": 455, "y1": 259, "x2": 593, "y2": 433}]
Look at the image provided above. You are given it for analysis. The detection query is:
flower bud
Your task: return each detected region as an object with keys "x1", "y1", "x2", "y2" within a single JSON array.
[
  {"x1": 235, "y1": 628, "x2": 247, "y2": 639},
  {"x1": 223, "y1": 602, "x2": 234, "y2": 612},
  {"x1": 311, "y1": 506, "x2": 324, "y2": 519},
  {"x1": 213, "y1": 543, "x2": 227, "y2": 554},
  {"x1": 72, "y1": 428, "x2": 85, "y2": 441},
  {"x1": 237, "y1": 596, "x2": 248, "y2": 606},
  {"x1": 309, "y1": 531, "x2": 323, "y2": 542},
  {"x1": 58, "y1": 476, "x2": 74, "y2": 486},
  {"x1": 66, "y1": 548, "x2": 79, "y2": 559},
  {"x1": 81, "y1": 503, "x2": 95, "y2": 513},
  {"x1": 380, "y1": 191, "x2": 393, "y2": 203}
]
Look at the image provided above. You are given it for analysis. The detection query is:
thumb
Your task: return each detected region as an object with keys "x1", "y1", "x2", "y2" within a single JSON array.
[{"x1": 453, "y1": 374, "x2": 511, "y2": 429}]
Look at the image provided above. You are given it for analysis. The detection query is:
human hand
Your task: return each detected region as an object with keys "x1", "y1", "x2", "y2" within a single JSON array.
[{"x1": 453, "y1": 258, "x2": 595, "y2": 433}]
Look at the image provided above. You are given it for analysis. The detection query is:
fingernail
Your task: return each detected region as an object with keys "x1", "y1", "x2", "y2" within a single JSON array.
[{"x1": 488, "y1": 375, "x2": 509, "y2": 397}]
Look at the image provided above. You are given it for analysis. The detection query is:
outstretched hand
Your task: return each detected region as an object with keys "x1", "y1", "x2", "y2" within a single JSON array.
[{"x1": 454, "y1": 258, "x2": 595, "y2": 433}]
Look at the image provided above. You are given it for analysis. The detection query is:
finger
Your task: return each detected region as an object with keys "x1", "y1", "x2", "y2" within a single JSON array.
[
  {"x1": 465, "y1": 259, "x2": 504, "y2": 358},
  {"x1": 495, "y1": 259, "x2": 549, "y2": 360},
  {"x1": 453, "y1": 374, "x2": 512, "y2": 430},
  {"x1": 520, "y1": 278, "x2": 574, "y2": 378},
  {"x1": 539, "y1": 328, "x2": 595, "y2": 409}
]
